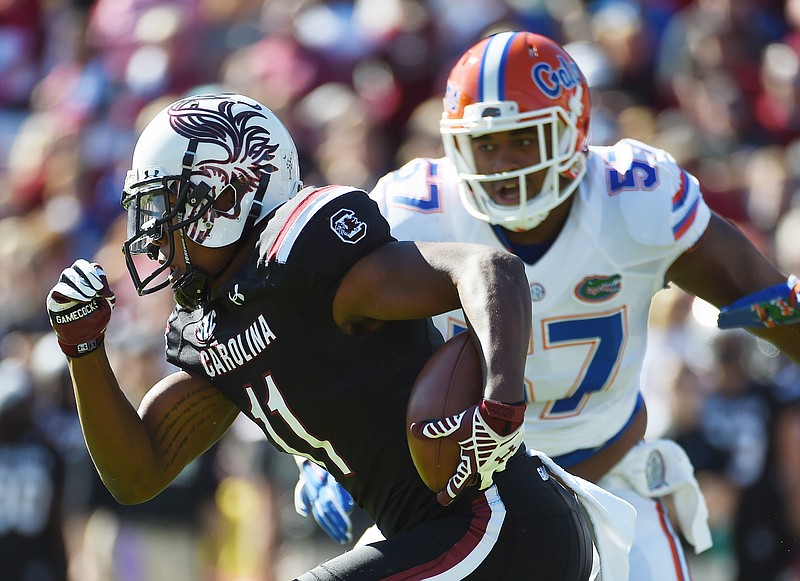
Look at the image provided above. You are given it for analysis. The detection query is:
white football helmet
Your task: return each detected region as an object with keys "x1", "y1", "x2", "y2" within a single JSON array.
[
  {"x1": 440, "y1": 31, "x2": 591, "y2": 232},
  {"x1": 121, "y1": 93, "x2": 301, "y2": 304}
]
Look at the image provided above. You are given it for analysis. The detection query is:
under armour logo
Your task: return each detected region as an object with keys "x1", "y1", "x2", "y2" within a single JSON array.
[{"x1": 229, "y1": 284, "x2": 245, "y2": 306}]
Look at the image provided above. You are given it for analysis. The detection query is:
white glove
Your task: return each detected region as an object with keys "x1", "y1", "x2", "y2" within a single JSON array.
[{"x1": 410, "y1": 399, "x2": 525, "y2": 506}]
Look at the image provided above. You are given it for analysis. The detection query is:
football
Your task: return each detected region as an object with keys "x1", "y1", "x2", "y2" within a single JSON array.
[{"x1": 406, "y1": 332, "x2": 483, "y2": 493}]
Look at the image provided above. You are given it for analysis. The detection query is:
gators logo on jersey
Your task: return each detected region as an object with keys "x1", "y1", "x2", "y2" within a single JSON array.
[{"x1": 574, "y1": 274, "x2": 622, "y2": 302}]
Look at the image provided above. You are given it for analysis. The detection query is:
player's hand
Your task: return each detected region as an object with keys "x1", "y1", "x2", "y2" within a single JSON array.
[
  {"x1": 294, "y1": 460, "x2": 354, "y2": 544},
  {"x1": 47, "y1": 259, "x2": 115, "y2": 358},
  {"x1": 410, "y1": 398, "x2": 525, "y2": 506}
]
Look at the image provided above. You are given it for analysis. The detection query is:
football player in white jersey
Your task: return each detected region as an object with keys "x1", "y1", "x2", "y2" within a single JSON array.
[{"x1": 296, "y1": 31, "x2": 800, "y2": 579}]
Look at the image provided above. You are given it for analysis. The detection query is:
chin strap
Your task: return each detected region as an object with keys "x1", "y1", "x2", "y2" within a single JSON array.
[
  {"x1": 172, "y1": 265, "x2": 210, "y2": 309},
  {"x1": 717, "y1": 275, "x2": 800, "y2": 329},
  {"x1": 172, "y1": 172, "x2": 272, "y2": 309}
]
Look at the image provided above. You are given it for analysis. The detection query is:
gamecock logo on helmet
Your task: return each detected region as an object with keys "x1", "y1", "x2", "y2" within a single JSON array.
[{"x1": 168, "y1": 96, "x2": 280, "y2": 243}]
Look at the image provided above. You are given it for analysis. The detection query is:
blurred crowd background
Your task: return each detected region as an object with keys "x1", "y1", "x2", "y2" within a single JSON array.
[{"x1": 0, "y1": 0, "x2": 799, "y2": 580}]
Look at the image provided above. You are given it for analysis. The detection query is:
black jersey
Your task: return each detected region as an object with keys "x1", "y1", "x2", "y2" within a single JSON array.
[{"x1": 166, "y1": 186, "x2": 457, "y2": 537}]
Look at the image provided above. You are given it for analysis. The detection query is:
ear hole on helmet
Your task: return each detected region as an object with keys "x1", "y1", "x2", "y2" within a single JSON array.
[{"x1": 214, "y1": 183, "x2": 237, "y2": 212}]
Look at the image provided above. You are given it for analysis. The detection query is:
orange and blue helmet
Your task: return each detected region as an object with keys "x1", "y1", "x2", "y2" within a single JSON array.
[{"x1": 440, "y1": 31, "x2": 592, "y2": 231}]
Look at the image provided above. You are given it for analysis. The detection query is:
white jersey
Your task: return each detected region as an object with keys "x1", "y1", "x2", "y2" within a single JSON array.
[{"x1": 370, "y1": 138, "x2": 711, "y2": 460}]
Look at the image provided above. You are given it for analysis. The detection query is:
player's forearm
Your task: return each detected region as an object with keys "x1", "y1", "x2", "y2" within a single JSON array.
[
  {"x1": 751, "y1": 325, "x2": 800, "y2": 365},
  {"x1": 66, "y1": 349, "x2": 165, "y2": 504},
  {"x1": 457, "y1": 250, "x2": 531, "y2": 403}
]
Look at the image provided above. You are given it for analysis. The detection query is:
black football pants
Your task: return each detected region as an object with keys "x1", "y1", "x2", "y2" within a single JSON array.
[{"x1": 296, "y1": 452, "x2": 593, "y2": 580}]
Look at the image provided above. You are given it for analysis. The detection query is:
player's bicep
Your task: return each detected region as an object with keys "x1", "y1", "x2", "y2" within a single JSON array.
[
  {"x1": 666, "y1": 212, "x2": 786, "y2": 308},
  {"x1": 139, "y1": 370, "x2": 239, "y2": 481},
  {"x1": 333, "y1": 241, "x2": 465, "y2": 326}
]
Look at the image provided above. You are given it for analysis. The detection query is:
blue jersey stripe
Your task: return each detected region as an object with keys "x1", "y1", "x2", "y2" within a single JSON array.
[{"x1": 672, "y1": 195, "x2": 700, "y2": 240}]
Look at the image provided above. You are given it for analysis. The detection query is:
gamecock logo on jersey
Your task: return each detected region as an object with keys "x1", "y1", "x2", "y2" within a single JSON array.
[{"x1": 330, "y1": 208, "x2": 367, "y2": 244}]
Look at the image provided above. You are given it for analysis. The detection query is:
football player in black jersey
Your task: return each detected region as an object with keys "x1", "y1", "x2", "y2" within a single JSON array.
[{"x1": 46, "y1": 93, "x2": 593, "y2": 580}]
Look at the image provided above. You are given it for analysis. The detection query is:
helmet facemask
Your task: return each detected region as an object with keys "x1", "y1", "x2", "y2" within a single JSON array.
[
  {"x1": 441, "y1": 91, "x2": 587, "y2": 232},
  {"x1": 121, "y1": 152, "x2": 217, "y2": 300}
]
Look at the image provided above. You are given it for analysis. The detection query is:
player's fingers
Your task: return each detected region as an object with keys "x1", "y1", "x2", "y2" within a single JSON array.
[
  {"x1": 60, "y1": 267, "x2": 98, "y2": 299},
  {"x1": 409, "y1": 411, "x2": 465, "y2": 441},
  {"x1": 293, "y1": 477, "x2": 312, "y2": 517},
  {"x1": 312, "y1": 502, "x2": 337, "y2": 539},
  {"x1": 47, "y1": 283, "x2": 84, "y2": 307},
  {"x1": 91, "y1": 263, "x2": 115, "y2": 300},
  {"x1": 320, "y1": 484, "x2": 350, "y2": 519},
  {"x1": 313, "y1": 491, "x2": 352, "y2": 544},
  {"x1": 409, "y1": 420, "x2": 434, "y2": 440},
  {"x1": 436, "y1": 455, "x2": 476, "y2": 506},
  {"x1": 316, "y1": 509, "x2": 349, "y2": 544},
  {"x1": 75, "y1": 259, "x2": 110, "y2": 293},
  {"x1": 333, "y1": 483, "x2": 355, "y2": 513},
  {"x1": 87, "y1": 262, "x2": 111, "y2": 290}
]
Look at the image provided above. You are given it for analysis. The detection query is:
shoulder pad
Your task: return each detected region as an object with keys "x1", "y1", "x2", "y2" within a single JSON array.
[
  {"x1": 370, "y1": 157, "x2": 458, "y2": 214},
  {"x1": 594, "y1": 139, "x2": 710, "y2": 247},
  {"x1": 370, "y1": 158, "x2": 468, "y2": 243},
  {"x1": 258, "y1": 185, "x2": 392, "y2": 278}
]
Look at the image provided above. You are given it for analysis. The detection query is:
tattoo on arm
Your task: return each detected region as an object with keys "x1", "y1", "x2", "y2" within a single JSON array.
[{"x1": 154, "y1": 387, "x2": 222, "y2": 470}]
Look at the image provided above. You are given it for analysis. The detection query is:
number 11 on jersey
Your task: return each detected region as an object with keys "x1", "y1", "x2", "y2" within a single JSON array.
[{"x1": 245, "y1": 376, "x2": 352, "y2": 476}]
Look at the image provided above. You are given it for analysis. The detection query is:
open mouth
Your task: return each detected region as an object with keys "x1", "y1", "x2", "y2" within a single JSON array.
[{"x1": 492, "y1": 182, "x2": 522, "y2": 206}]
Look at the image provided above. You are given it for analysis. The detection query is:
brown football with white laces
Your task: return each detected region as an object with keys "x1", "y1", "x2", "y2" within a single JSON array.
[{"x1": 406, "y1": 332, "x2": 483, "y2": 492}]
